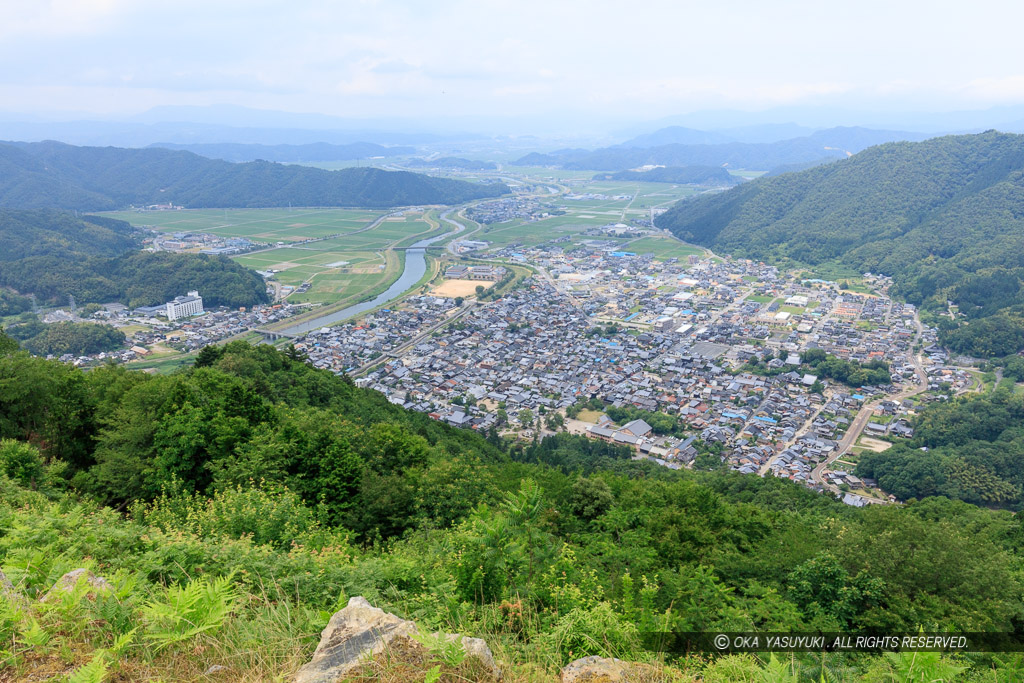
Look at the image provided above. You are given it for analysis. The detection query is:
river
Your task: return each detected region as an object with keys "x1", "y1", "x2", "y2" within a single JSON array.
[{"x1": 279, "y1": 221, "x2": 457, "y2": 336}]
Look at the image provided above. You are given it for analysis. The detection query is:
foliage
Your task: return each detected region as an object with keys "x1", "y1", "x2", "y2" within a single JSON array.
[
  {"x1": 142, "y1": 574, "x2": 241, "y2": 651},
  {"x1": 855, "y1": 390, "x2": 1024, "y2": 506},
  {"x1": 0, "y1": 209, "x2": 270, "y2": 308},
  {"x1": 605, "y1": 404, "x2": 685, "y2": 436},
  {"x1": 0, "y1": 140, "x2": 509, "y2": 211},
  {"x1": 20, "y1": 321, "x2": 126, "y2": 356},
  {"x1": 0, "y1": 439, "x2": 44, "y2": 487},
  {"x1": 2, "y1": 340, "x2": 1024, "y2": 680}
]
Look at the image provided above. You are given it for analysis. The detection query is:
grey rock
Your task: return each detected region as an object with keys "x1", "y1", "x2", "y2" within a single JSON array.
[
  {"x1": 203, "y1": 664, "x2": 228, "y2": 675},
  {"x1": 293, "y1": 596, "x2": 499, "y2": 682},
  {"x1": 39, "y1": 568, "x2": 112, "y2": 603}
]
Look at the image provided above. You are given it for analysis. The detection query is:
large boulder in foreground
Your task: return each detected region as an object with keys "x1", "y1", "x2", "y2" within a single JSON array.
[
  {"x1": 293, "y1": 596, "x2": 499, "y2": 682},
  {"x1": 561, "y1": 656, "x2": 667, "y2": 682}
]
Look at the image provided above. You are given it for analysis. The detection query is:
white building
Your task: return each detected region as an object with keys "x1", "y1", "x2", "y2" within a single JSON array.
[{"x1": 166, "y1": 291, "x2": 203, "y2": 320}]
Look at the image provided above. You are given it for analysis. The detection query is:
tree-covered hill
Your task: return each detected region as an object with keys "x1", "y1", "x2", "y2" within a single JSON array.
[
  {"x1": 2, "y1": 337, "x2": 1023, "y2": 680},
  {"x1": 592, "y1": 165, "x2": 741, "y2": 185},
  {"x1": 0, "y1": 209, "x2": 268, "y2": 307},
  {"x1": 655, "y1": 131, "x2": 1024, "y2": 357},
  {"x1": 0, "y1": 140, "x2": 509, "y2": 211}
]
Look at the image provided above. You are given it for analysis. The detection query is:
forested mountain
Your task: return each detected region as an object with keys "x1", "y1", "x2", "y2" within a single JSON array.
[
  {"x1": 0, "y1": 209, "x2": 268, "y2": 307},
  {"x1": 149, "y1": 141, "x2": 416, "y2": 162},
  {"x1": 2, "y1": 338, "x2": 1023, "y2": 680},
  {"x1": 514, "y1": 127, "x2": 929, "y2": 171},
  {"x1": 0, "y1": 141, "x2": 509, "y2": 211},
  {"x1": 592, "y1": 165, "x2": 741, "y2": 185},
  {"x1": 655, "y1": 131, "x2": 1024, "y2": 357}
]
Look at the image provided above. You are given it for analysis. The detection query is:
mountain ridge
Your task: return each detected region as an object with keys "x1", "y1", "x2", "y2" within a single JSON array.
[{"x1": 0, "y1": 140, "x2": 508, "y2": 211}]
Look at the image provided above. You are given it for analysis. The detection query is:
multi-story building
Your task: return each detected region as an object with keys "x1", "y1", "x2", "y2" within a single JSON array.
[{"x1": 166, "y1": 291, "x2": 204, "y2": 320}]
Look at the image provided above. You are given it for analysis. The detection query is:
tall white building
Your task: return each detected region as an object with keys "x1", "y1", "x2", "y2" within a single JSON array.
[{"x1": 166, "y1": 291, "x2": 203, "y2": 320}]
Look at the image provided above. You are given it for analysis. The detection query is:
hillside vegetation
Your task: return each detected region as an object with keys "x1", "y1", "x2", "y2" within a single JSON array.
[
  {"x1": 0, "y1": 209, "x2": 269, "y2": 308},
  {"x1": 1, "y1": 337, "x2": 1023, "y2": 680},
  {"x1": 655, "y1": 131, "x2": 1024, "y2": 357},
  {"x1": 0, "y1": 141, "x2": 509, "y2": 211}
]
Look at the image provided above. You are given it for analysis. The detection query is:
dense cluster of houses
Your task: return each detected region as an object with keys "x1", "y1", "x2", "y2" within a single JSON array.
[{"x1": 278, "y1": 237, "x2": 947, "y2": 505}]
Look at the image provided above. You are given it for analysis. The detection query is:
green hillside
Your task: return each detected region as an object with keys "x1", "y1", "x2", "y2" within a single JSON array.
[
  {"x1": 0, "y1": 141, "x2": 509, "y2": 211},
  {"x1": 655, "y1": 131, "x2": 1024, "y2": 357},
  {"x1": 2, "y1": 338, "x2": 1023, "y2": 680},
  {"x1": 0, "y1": 209, "x2": 268, "y2": 308}
]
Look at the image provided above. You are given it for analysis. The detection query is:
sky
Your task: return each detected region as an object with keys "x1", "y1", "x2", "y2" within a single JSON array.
[{"x1": 4, "y1": 0, "x2": 1024, "y2": 131}]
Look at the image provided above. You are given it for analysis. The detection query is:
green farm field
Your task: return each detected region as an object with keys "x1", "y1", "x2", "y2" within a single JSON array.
[
  {"x1": 104, "y1": 208, "x2": 439, "y2": 305},
  {"x1": 101, "y1": 208, "x2": 385, "y2": 242},
  {"x1": 625, "y1": 235, "x2": 704, "y2": 261}
]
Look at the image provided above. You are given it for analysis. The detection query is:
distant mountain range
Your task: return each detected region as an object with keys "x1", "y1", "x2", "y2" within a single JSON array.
[
  {"x1": 0, "y1": 141, "x2": 508, "y2": 211},
  {"x1": 654, "y1": 131, "x2": 1024, "y2": 357},
  {"x1": 591, "y1": 165, "x2": 740, "y2": 186},
  {"x1": 515, "y1": 127, "x2": 932, "y2": 172},
  {"x1": 148, "y1": 142, "x2": 416, "y2": 163}
]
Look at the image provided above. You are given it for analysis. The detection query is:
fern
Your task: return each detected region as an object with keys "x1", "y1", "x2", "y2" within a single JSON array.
[
  {"x1": 410, "y1": 630, "x2": 467, "y2": 668},
  {"x1": 142, "y1": 574, "x2": 240, "y2": 652},
  {"x1": 68, "y1": 654, "x2": 109, "y2": 683},
  {"x1": 16, "y1": 618, "x2": 50, "y2": 650}
]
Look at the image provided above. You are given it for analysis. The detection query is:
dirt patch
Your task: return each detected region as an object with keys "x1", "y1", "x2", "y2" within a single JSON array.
[
  {"x1": 858, "y1": 436, "x2": 892, "y2": 452},
  {"x1": 432, "y1": 279, "x2": 493, "y2": 298},
  {"x1": 270, "y1": 262, "x2": 299, "y2": 270}
]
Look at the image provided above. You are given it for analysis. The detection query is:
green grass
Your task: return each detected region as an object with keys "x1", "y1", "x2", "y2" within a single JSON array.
[
  {"x1": 625, "y1": 236, "x2": 703, "y2": 261},
  {"x1": 103, "y1": 209, "x2": 441, "y2": 306},
  {"x1": 126, "y1": 354, "x2": 195, "y2": 373},
  {"x1": 101, "y1": 208, "x2": 385, "y2": 242}
]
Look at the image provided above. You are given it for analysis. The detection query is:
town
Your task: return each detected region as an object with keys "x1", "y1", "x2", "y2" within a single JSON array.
[{"x1": 37, "y1": 213, "x2": 979, "y2": 507}]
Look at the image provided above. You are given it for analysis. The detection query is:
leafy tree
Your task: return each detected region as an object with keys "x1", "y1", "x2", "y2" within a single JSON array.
[
  {"x1": 566, "y1": 477, "x2": 614, "y2": 520},
  {"x1": 0, "y1": 439, "x2": 44, "y2": 487}
]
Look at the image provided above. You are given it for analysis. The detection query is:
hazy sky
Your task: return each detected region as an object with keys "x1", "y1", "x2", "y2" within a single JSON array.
[{"x1": 4, "y1": 0, "x2": 1024, "y2": 123}]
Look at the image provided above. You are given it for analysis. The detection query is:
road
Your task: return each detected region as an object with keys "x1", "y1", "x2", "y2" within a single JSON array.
[
  {"x1": 354, "y1": 301, "x2": 477, "y2": 376},
  {"x1": 809, "y1": 315, "x2": 929, "y2": 497},
  {"x1": 758, "y1": 399, "x2": 830, "y2": 476}
]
